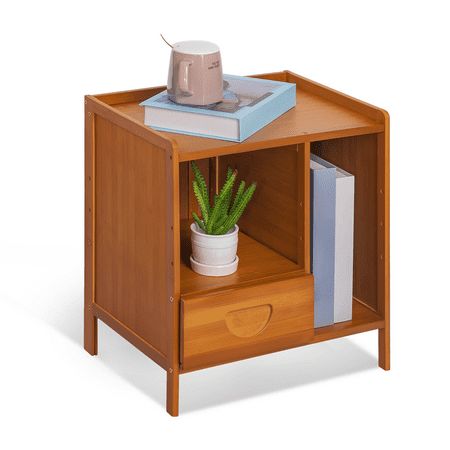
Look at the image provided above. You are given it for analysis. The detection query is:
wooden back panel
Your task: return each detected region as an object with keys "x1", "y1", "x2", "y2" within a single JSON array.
[
  {"x1": 94, "y1": 115, "x2": 170, "y2": 356},
  {"x1": 219, "y1": 145, "x2": 303, "y2": 265}
]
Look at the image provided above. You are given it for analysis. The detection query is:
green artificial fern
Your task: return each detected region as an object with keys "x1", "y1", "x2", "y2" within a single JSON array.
[{"x1": 190, "y1": 162, "x2": 256, "y2": 235}]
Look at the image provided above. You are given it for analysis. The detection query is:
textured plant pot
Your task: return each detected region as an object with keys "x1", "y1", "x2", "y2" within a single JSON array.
[{"x1": 190, "y1": 222, "x2": 239, "y2": 272}]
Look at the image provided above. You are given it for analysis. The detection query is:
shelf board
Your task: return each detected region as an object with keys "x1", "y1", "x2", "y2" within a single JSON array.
[
  {"x1": 313, "y1": 299, "x2": 384, "y2": 342},
  {"x1": 112, "y1": 86, "x2": 384, "y2": 162},
  {"x1": 180, "y1": 232, "x2": 302, "y2": 296}
]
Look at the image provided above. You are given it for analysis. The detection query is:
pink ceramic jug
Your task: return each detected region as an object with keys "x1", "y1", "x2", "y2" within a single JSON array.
[{"x1": 167, "y1": 40, "x2": 223, "y2": 106}]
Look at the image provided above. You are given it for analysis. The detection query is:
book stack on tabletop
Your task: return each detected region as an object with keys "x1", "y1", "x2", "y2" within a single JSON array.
[{"x1": 140, "y1": 75, "x2": 296, "y2": 142}]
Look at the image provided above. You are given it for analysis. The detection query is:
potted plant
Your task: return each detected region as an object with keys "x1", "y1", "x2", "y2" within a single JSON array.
[{"x1": 190, "y1": 162, "x2": 257, "y2": 276}]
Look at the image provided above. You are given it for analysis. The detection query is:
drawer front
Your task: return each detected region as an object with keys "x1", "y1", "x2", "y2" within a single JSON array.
[{"x1": 181, "y1": 274, "x2": 314, "y2": 371}]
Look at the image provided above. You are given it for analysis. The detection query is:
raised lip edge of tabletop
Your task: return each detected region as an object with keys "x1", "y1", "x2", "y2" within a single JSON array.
[{"x1": 85, "y1": 70, "x2": 388, "y2": 161}]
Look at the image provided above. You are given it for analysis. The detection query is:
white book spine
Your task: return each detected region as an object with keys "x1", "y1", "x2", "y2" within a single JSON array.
[{"x1": 334, "y1": 170, "x2": 355, "y2": 323}]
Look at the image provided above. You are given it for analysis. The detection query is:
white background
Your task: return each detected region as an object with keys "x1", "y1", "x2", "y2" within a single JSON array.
[{"x1": 1, "y1": 0, "x2": 449, "y2": 448}]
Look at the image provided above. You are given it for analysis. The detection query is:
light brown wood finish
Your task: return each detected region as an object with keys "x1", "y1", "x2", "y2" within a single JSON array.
[
  {"x1": 180, "y1": 228, "x2": 302, "y2": 296},
  {"x1": 285, "y1": 70, "x2": 386, "y2": 123},
  {"x1": 85, "y1": 71, "x2": 390, "y2": 415},
  {"x1": 312, "y1": 134, "x2": 379, "y2": 311},
  {"x1": 180, "y1": 298, "x2": 384, "y2": 373},
  {"x1": 377, "y1": 117, "x2": 390, "y2": 370},
  {"x1": 220, "y1": 146, "x2": 299, "y2": 263},
  {"x1": 87, "y1": 94, "x2": 174, "y2": 151},
  {"x1": 93, "y1": 85, "x2": 166, "y2": 105},
  {"x1": 313, "y1": 299, "x2": 384, "y2": 343},
  {"x1": 166, "y1": 146, "x2": 181, "y2": 416},
  {"x1": 181, "y1": 274, "x2": 314, "y2": 371},
  {"x1": 93, "y1": 115, "x2": 170, "y2": 357},
  {"x1": 92, "y1": 302, "x2": 166, "y2": 368},
  {"x1": 312, "y1": 131, "x2": 390, "y2": 370},
  {"x1": 114, "y1": 89, "x2": 384, "y2": 161},
  {"x1": 299, "y1": 142, "x2": 311, "y2": 272},
  {"x1": 84, "y1": 99, "x2": 97, "y2": 355}
]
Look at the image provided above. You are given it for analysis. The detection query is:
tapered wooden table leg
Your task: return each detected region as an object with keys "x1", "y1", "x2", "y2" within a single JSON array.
[
  {"x1": 378, "y1": 327, "x2": 390, "y2": 370},
  {"x1": 166, "y1": 369, "x2": 179, "y2": 416},
  {"x1": 84, "y1": 307, "x2": 98, "y2": 356}
]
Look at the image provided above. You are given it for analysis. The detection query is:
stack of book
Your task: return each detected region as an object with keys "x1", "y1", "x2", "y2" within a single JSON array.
[
  {"x1": 310, "y1": 155, "x2": 355, "y2": 327},
  {"x1": 140, "y1": 74, "x2": 296, "y2": 142}
]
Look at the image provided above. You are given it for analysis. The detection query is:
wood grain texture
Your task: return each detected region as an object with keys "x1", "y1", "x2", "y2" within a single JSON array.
[
  {"x1": 312, "y1": 134, "x2": 379, "y2": 311},
  {"x1": 377, "y1": 117, "x2": 390, "y2": 370},
  {"x1": 181, "y1": 274, "x2": 314, "y2": 371},
  {"x1": 84, "y1": 100, "x2": 97, "y2": 355},
  {"x1": 220, "y1": 145, "x2": 299, "y2": 263},
  {"x1": 166, "y1": 370, "x2": 179, "y2": 417},
  {"x1": 166, "y1": 145, "x2": 180, "y2": 416},
  {"x1": 180, "y1": 227, "x2": 303, "y2": 296},
  {"x1": 313, "y1": 299, "x2": 384, "y2": 343},
  {"x1": 86, "y1": 72, "x2": 390, "y2": 414},
  {"x1": 299, "y1": 143, "x2": 310, "y2": 272},
  {"x1": 285, "y1": 70, "x2": 386, "y2": 123},
  {"x1": 114, "y1": 89, "x2": 383, "y2": 162},
  {"x1": 181, "y1": 298, "x2": 384, "y2": 373},
  {"x1": 93, "y1": 85, "x2": 165, "y2": 105},
  {"x1": 86, "y1": 95, "x2": 174, "y2": 151},
  {"x1": 92, "y1": 303, "x2": 166, "y2": 368},
  {"x1": 94, "y1": 115, "x2": 170, "y2": 357}
]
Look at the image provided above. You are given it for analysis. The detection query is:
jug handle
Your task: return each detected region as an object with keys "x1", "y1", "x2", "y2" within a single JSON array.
[{"x1": 178, "y1": 61, "x2": 193, "y2": 95}]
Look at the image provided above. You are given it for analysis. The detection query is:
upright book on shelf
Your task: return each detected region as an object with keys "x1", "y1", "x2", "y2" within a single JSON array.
[
  {"x1": 310, "y1": 155, "x2": 336, "y2": 328},
  {"x1": 333, "y1": 165, "x2": 355, "y2": 323},
  {"x1": 310, "y1": 155, "x2": 355, "y2": 326},
  {"x1": 140, "y1": 74, "x2": 296, "y2": 142}
]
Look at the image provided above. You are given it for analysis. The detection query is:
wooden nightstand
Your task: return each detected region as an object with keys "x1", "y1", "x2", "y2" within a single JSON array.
[{"x1": 84, "y1": 70, "x2": 389, "y2": 416}]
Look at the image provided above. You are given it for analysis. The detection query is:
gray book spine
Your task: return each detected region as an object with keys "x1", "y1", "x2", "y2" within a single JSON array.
[
  {"x1": 310, "y1": 155, "x2": 336, "y2": 328},
  {"x1": 334, "y1": 168, "x2": 355, "y2": 323}
]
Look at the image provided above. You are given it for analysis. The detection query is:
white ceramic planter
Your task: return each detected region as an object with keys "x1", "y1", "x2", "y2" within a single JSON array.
[
  {"x1": 190, "y1": 255, "x2": 239, "y2": 277},
  {"x1": 190, "y1": 223, "x2": 239, "y2": 276}
]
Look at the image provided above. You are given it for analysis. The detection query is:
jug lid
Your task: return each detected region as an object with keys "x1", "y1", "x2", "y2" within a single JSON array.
[{"x1": 173, "y1": 40, "x2": 219, "y2": 55}]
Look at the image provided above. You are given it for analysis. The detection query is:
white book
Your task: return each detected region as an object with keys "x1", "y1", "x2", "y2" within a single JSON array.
[
  {"x1": 310, "y1": 156, "x2": 336, "y2": 328},
  {"x1": 334, "y1": 166, "x2": 355, "y2": 323}
]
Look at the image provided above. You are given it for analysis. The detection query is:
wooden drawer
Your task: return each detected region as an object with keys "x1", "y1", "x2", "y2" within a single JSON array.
[{"x1": 181, "y1": 274, "x2": 314, "y2": 371}]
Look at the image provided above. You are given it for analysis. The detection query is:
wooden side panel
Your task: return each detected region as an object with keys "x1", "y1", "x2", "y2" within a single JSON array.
[
  {"x1": 166, "y1": 147, "x2": 180, "y2": 416},
  {"x1": 377, "y1": 122, "x2": 390, "y2": 369},
  {"x1": 94, "y1": 116, "x2": 169, "y2": 356},
  {"x1": 312, "y1": 134, "x2": 378, "y2": 311},
  {"x1": 84, "y1": 102, "x2": 97, "y2": 355},
  {"x1": 181, "y1": 274, "x2": 314, "y2": 371},
  {"x1": 219, "y1": 145, "x2": 300, "y2": 264}
]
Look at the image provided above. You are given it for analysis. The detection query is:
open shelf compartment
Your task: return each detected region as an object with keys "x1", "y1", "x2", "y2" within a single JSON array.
[
  {"x1": 180, "y1": 228, "x2": 303, "y2": 296},
  {"x1": 179, "y1": 142, "x2": 309, "y2": 298},
  {"x1": 178, "y1": 138, "x2": 385, "y2": 362}
]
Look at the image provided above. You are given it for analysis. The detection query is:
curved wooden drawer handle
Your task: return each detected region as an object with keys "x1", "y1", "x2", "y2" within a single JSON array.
[{"x1": 225, "y1": 304, "x2": 272, "y2": 338}]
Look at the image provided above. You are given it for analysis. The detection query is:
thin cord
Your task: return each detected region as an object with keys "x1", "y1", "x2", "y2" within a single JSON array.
[{"x1": 160, "y1": 34, "x2": 173, "y2": 48}]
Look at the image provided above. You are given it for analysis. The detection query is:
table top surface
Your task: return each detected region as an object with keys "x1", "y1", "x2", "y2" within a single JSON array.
[{"x1": 93, "y1": 71, "x2": 386, "y2": 161}]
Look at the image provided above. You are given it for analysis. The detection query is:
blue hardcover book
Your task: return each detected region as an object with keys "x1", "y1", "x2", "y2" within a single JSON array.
[
  {"x1": 139, "y1": 74, "x2": 296, "y2": 142},
  {"x1": 310, "y1": 155, "x2": 336, "y2": 328}
]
